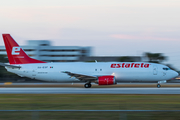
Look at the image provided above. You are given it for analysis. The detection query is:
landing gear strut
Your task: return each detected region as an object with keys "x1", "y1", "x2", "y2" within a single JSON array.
[
  {"x1": 84, "y1": 83, "x2": 91, "y2": 88},
  {"x1": 157, "y1": 84, "x2": 161, "y2": 88}
]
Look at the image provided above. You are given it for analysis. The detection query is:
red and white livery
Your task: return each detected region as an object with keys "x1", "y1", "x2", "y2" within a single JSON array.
[{"x1": 0, "y1": 34, "x2": 178, "y2": 88}]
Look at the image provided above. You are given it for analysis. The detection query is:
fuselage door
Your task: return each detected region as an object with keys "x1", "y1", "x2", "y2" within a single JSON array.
[
  {"x1": 153, "y1": 66, "x2": 158, "y2": 75},
  {"x1": 32, "y1": 69, "x2": 36, "y2": 77}
]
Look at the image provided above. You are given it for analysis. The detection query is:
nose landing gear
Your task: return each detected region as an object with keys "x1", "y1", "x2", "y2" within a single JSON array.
[
  {"x1": 157, "y1": 80, "x2": 166, "y2": 88},
  {"x1": 157, "y1": 84, "x2": 161, "y2": 88}
]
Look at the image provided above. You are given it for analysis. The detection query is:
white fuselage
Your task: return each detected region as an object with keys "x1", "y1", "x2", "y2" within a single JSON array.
[{"x1": 5, "y1": 62, "x2": 178, "y2": 83}]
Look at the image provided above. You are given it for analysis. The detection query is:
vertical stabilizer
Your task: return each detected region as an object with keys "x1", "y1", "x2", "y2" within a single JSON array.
[{"x1": 2, "y1": 34, "x2": 46, "y2": 64}]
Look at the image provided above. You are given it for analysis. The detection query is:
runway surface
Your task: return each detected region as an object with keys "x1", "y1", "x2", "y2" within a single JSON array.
[{"x1": 0, "y1": 87, "x2": 180, "y2": 94}]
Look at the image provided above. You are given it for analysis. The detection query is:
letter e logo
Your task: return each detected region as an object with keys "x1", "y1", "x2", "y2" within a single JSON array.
[{"x1": 11, "y1": 47, "x2": 20, "y2": 55}]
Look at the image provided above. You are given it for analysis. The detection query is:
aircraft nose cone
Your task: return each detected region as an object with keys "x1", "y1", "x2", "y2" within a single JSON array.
[{"x1": 173, "y1": 71, "x2": 179, "y2": 78}]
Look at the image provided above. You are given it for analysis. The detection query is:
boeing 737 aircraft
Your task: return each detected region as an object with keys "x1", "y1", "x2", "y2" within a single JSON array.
[{"x1": 0, "y1": 34, "x2": 178, "y2": 88}]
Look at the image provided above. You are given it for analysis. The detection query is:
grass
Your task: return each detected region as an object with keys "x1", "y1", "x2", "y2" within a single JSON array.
[
  {"x1": 0, "y1": 94, "x2": 180, "y2": 119},
  {"x1": 0, "y1": 94, "x2": 180, "y2": 110}
]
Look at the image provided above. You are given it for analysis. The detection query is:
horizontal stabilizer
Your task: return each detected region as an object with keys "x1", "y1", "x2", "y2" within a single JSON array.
[{"x1": 0, "y1": 62, "x2": 21, "y2": 68}]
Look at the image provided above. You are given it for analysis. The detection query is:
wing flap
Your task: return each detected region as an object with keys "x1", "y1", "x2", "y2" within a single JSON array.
[{"x1": 62, "y1": 71, "x2": 97, "y2": 81}]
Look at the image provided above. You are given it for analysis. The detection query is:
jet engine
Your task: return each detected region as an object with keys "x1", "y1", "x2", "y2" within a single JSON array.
[{"x1": 97, "y1": 75, "x2": 116, "y2": 85}]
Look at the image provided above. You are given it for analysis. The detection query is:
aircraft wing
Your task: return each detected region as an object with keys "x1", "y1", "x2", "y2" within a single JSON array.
[
  {"x1": 62, "y1": 71, "x2": 97, "y2": 81},
  {"x1": 0, "y1": 62, "x2": 21, "y2": 68}
]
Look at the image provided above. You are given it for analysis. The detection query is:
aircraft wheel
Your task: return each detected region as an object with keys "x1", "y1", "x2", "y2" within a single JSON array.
[
  {"x1": 84, "y1": 84, "x2": 89, "y2": 88},
  {"x1": 84, "y1": 83, "x2": 91, "y2": 88},
  {"x1": 157, "y1": 84, "x2": 161, "y2": 88}
]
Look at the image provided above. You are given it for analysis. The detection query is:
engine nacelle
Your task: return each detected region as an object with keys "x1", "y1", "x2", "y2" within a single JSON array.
[{"x1": 97, "y1": 75, "x2": 116, "y2": 85}]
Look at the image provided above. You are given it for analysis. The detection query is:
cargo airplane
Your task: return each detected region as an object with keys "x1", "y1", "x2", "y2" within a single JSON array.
[{"x1": 0, "y1": 34, "x2": 178, "y2": 88}]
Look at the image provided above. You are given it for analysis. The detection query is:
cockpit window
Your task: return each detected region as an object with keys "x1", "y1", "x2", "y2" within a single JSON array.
[{"x1": 163, "y1": 67, "x2": 171, "y2": 71}]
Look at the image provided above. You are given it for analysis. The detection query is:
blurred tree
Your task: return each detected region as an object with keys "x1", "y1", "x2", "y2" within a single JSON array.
[
  {"x1": 0, "y1": 55, "x2": 8, "y2": 63},
  {"x1": 166, "y1": 64, "x2": 177, "y2": 71},
  {"x1": 0, "y1": 55, "x2": 20, "y2": 79},
  {"x1": 144, "y1": 52, "x2": 167, "y2": 63},
  {"x1": 118, "y1": 56, "x2": 134, "y2": 62},
  {"x1": 0, "y1": 55, "x2": 8, "y2": 77}
]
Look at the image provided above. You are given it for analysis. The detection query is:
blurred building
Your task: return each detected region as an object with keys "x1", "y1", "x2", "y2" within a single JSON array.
[
  {"x1": 0, "y1": 40, "x2": 91, "y2": 62},
  {"x1": 79, "y1": 56, "x2": 141, "y2": 62},
  {"x1": 0, "y1": 40, "x2": 142, "y2": 63}
]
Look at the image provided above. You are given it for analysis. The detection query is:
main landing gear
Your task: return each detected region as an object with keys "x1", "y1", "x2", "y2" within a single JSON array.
[{"x1": 84, "y1": 83, "x2": 91, "y2": 88}]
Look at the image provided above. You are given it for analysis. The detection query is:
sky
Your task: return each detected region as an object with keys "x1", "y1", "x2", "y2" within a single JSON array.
[{"x1": 0, "y1": 0, "x2": 180, "y2": 69}]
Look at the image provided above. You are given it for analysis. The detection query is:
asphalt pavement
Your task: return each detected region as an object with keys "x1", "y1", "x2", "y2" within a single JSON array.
[{"x1": 0, "y1": 87, "x2": 180, "y2": 94}]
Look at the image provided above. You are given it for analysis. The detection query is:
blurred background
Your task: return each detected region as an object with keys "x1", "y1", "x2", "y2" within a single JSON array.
[
  {"x1": 0, "y1": 0, "x2": 179, "y2": 68},
  {"x1": 0, "y1": 0, "x2": 180, "y2": 82}
]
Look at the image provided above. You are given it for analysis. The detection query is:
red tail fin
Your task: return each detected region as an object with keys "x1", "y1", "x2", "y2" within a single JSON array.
[{"x1": 2, "y1": 34, "x2": 46, "y2": 64}]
